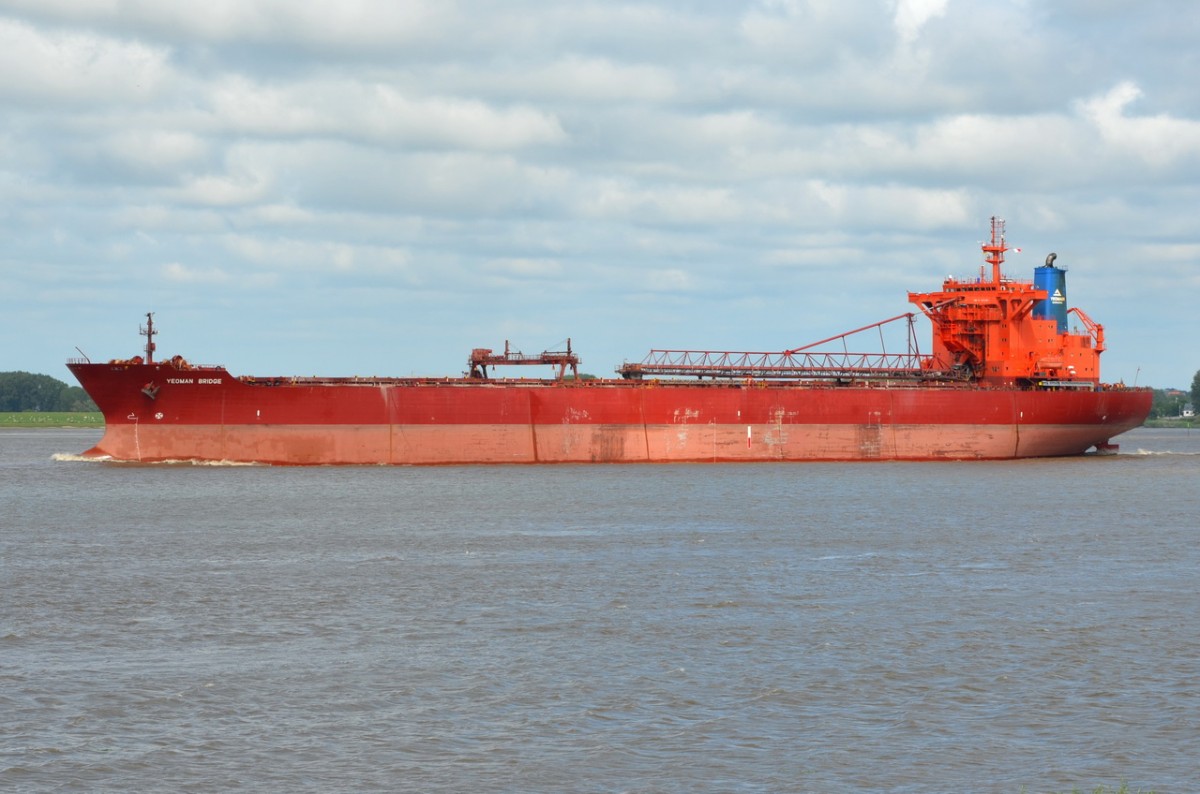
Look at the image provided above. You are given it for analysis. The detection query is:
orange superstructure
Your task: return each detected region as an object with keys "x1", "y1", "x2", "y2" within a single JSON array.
[{"x1": 908, "y1": 217, "x2": 1104, "y2": 388}]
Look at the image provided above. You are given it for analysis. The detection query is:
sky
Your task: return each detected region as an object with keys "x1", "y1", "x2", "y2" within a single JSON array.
[{"x1": 2, "y1": 0, "x2": 1197, "y2": 388}]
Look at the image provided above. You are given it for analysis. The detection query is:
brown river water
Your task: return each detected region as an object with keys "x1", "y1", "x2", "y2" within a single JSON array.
[{"x1": 3, "y1": 427, "x2": 1198, "y2": 792}]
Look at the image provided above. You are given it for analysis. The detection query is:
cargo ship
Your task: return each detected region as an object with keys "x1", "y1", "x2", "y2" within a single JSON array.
[{"x1": 67, "y1": 218, "x2": 1150, "y2": 464}]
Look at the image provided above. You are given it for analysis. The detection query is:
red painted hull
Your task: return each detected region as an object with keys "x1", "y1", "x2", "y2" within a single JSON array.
[{"x1": 67, "y1": 362, "x2": 1151, "y2": 464}]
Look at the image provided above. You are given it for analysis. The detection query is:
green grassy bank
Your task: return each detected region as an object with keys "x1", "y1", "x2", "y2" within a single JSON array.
[
  {"x1": 1143, "y1": 417, "x2": 1195, "y2": 429},
  {"x1": 0, "y1": 412, "x2": 103, "y2": 428}
]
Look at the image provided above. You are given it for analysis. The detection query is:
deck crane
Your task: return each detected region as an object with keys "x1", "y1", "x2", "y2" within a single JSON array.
[{"x1": 468, "y1": 340, "x2": 580, "y2": 380}]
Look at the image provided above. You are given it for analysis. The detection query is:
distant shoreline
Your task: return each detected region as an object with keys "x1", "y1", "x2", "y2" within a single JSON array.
[{"x1": 0, "y1": 412, "x2": 103, "y2": 428}]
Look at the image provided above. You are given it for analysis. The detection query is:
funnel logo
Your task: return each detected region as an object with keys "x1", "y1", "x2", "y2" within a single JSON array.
[{"x1": 1051, "y1": 288, "x2": 1065, "y2": 305}]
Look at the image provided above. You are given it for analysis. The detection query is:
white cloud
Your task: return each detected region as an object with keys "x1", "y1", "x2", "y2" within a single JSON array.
[
  {"x1": 163, "y1": 262, "x2": 232, "y2": 284},
  {"x1": 215, "y1": 233, "x2": 411, "y2": 278},
  {"x1": 643, "y1": 268, "x2": 694, "y2": 292},
  {"x1": 0, "y1": 0, "x2": 457, "y2": 50},
  {"x1": 1078, "y1": 81, "x2": 1200, "y2": 168},
  {"x1": 0, "y1": 17, "x2": 170, "y2": 104},
  {"x1": 96, "y1": 129, "x2": 209, "y2": 175},
  {"x1": 512, "y1": 57, "x2": 677, "y2": 103},
  {"x1": 203, "y1": 76, "x2": 566, "y2": 150},
  {"x1": 740, "y1": 0, "x2": 883, "y2": 65},
  {"x1": 173, "y1": 170, "x2": 271, "y2": 207},
  {"x1": 893, "y1": 0, "x2": 950, "y2": 47}
]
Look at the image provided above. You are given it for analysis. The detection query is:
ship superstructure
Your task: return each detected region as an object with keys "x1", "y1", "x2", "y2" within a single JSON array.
[{"x1": 909, "y1": 217, "x2": 1104, "y2": 388}]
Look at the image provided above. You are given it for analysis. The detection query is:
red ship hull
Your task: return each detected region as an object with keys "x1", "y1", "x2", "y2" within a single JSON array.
[
  {"x1": 67, "y1": 361, "x2": 1150, "y2": 464},
  {"x1": 66, "y1": 218, "x2": 1153, "y2": 464}
]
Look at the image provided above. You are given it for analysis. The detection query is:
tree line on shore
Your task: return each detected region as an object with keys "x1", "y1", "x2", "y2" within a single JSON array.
[
  {"x1": 0, "y1": 372, "x2": 97, "y2": 412},
  {"x1": 1148, "y1": 369, "x2": 1200, "y2": 419}
]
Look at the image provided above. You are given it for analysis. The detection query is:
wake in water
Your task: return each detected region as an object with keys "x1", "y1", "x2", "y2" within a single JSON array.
[
  {"x1": 51, "y1": 453, "x2": 259, "y2": 466},
  {"x1": 1133, "y1": 449, "x2": 1200, "y2": 456},
  {"x1": 51, "y1": 452, "x2": 108, "y2": 463}
]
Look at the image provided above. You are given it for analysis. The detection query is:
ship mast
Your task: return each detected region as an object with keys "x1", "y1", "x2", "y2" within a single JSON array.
[
  {"x1": 140, "y1": 312, "x2": 157, "y2": 364},
  {"x1": 981, "y1": 216, "x2": 1007, "y2": 283}
]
